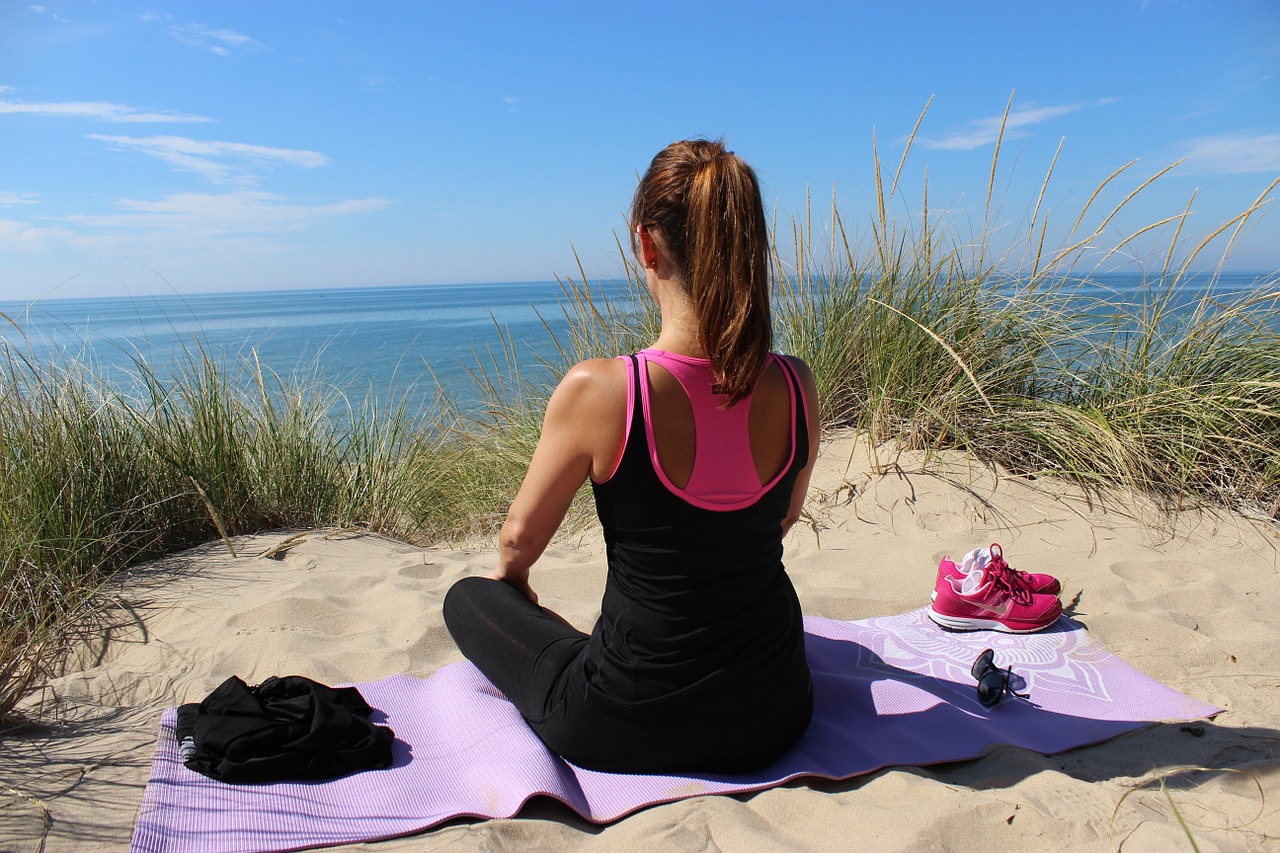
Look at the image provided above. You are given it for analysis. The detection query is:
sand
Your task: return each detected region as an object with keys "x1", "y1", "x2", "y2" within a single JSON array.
[{"x1": 3, "y1": 431, "x2": 1278, "y2": 852}]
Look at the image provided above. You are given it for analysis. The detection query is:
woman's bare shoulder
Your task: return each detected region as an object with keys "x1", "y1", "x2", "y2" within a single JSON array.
[
  {"x1": 776, "y1": 354, "x2": 815, "y2": 383},
  {"x1": 559, "y1": 357, "x2": 628, "y2": 390},
  {"x1": 546, "y1": 357, "x2": 629, "y2": 414}
]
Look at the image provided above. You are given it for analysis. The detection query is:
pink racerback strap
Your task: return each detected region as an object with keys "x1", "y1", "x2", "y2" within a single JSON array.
[{"x1": 637, "y1": 349, "x2": 796, "y2": 510}]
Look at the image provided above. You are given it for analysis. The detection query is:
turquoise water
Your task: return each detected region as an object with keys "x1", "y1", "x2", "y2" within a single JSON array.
[
  {"x1": 1, "y1": 273, "x2": 1273, "y2": 415},
  {"x1": 0, "y1": 280, "x2": 634, "y2": 414}
]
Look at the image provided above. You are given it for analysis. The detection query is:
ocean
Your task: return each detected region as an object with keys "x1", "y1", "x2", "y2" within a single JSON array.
[
  {"x1": 0, "y1": 280, "x2": 631, "y2": 415},
  {"x1": 0, "y1": 272, "x2": 1273, "y2": 416}
]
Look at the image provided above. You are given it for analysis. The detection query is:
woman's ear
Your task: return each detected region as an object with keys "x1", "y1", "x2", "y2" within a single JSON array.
[{"x1": 637, "y1": 225, "x2": 660, "y2": 270}]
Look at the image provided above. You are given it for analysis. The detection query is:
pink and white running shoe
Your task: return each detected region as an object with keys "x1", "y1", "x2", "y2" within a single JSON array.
[
  {"x1": 928, "y1": 546, "x2": 1062, "y2": 633},
  {"x1": 932, "y1": 543, "x2": 1061, "y2": 601}
]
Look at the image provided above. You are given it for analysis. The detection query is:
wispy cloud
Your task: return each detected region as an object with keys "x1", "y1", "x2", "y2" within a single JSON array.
[
  {"x1": 0, "y1": 192, "x2": 392, "y2": 260},
  {"x1": 167, "y1": 22, "x2": 259, "y2": 56},
  {"x1": 0, "y1": 98, "x2": 212, "y2": 123},
  {"x1": 0, "y1": 191, "x2": 41, "y2": 206},
  {"x1": 28, "y1": 4, "x2": 66, "y2": 22},
  {"x1": 0, "y1": 218, "x2": 73, "y2": 248},
  {"x1": 86, "y1": 135, "x2": 328, "y2": 184},
  {"x1": 920, "y1": 101, "x2": 1105, "y2": 151},
  {"x1": 65, "y1": 190, "x2": 390, "y2": 235},
  {"x1": 1180, "y1": 131, "x2": 1280, "y2": 175}
]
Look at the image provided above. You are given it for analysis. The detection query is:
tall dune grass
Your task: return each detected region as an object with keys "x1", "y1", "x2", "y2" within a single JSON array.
[
  {"x1": 772, "y1": 208, "x2": 1280, "y2": 513},
  {"x1": 0, "y1": 347, "x2": 502, "y2": 729},
  {"x1": 770, "y1": 99, "x2": 1280, "y2": 519},
  {"x1": 2, "y1": 102, "x2": 1278, "y2": 727}
]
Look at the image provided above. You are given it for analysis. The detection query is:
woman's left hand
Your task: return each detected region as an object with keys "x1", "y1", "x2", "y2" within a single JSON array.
[{"x1": 487, "y1": 566, "x2": 538, "y2": 605}]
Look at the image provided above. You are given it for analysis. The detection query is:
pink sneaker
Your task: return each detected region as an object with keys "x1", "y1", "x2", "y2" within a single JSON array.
[
  {"x1": 932, "y1": 543, "x2": 1061, "y2": 601},
  {"x1": 929, "y1": 549, "x2": 1062, "y2": 633}
]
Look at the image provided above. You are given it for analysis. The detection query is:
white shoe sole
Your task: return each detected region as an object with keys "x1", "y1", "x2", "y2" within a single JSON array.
[{"x1": 927, "y1": 606, "x2": 1058, "y2": 634}]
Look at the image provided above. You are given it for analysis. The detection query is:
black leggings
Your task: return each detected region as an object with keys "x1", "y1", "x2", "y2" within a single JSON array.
[{"x1": 442, "y1": 576, "x2": 810, "y2": 774}]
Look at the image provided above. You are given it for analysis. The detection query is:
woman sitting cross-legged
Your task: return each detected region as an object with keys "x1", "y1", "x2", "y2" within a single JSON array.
[{"x1": 443, "y1": 139, "x2": 821, "y2": 774}]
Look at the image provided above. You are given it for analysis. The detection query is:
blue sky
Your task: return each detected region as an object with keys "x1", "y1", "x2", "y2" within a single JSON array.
[{"x1": 2, "y1": 0, "x2": 1278, "y2": 301}]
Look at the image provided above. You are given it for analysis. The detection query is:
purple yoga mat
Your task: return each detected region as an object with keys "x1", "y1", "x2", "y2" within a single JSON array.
[{"x1": 130, "y1": 610, "x2": 1220, "y2": 853}]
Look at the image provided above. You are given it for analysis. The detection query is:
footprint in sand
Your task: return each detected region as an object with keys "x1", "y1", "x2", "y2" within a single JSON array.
[
  {"x1": 1109, "y1": 558, "x2": 1199, "y2": 585},
  {"x1": 398, "y1": 561, "x2": 444, "y2": 580},
  {"x1": 914, "y1": 509, "x2": 974, "y2": 535},
  {"x1": 399, "y1": 551, "x2": 485, "y2": 585},
  {"x1": 405, "y1": 625, "x2": 457, "y2": 669},
  {"x1": 226, "y1": 597, "x2": 365, "y2": 636}
]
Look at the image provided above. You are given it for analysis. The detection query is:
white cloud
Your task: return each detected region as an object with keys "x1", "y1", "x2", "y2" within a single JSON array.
[
  {"x1": 1180, "y1": 131, "x2": 1280, "y2": 174},
  {"x1": 65, "y1": 190, "x2": 390, "y2": 236},
  {"x1": 920, "y1": 102, "x2": 1086, "y2": 151},
  {"x1": 0, "y1": 192, "x2": 392, "y2": 262},
  {"x1": 167, "y1": 22, "x2": 260, "y2": 55},
  {"x1": 0, "y1": 191, "x2": 41, "y2": 206},
  {"x1": 0, "y1": 98, "x2": 212, "y2": 123},
  {"x1": 27, "y1": 4, "x2": 66, "y2": 23},
  {"x1": 0, "y1": 218, "x2": 74, "y2": 248},
  {"x1": 86, "y1": 134, "x2": 329, "y2": 185}
]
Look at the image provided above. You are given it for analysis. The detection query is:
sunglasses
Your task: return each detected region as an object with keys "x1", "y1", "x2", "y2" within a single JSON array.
[{"x1": 971, "y1": 648, "x2": 1030, "y2": 707}]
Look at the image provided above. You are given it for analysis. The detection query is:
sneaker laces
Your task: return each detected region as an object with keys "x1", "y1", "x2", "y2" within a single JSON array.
[{"x1": 986, "y1": 544, "x2": 1034, "y2": 604}]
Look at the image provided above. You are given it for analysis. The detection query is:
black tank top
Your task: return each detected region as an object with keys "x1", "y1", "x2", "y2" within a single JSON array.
[{"x1": 578, "y1": 354, "x2": 813, "y2": 722}]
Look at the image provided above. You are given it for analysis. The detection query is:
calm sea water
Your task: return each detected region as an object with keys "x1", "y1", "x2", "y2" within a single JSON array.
[
  {"x1": 0, "y1": 280, "x2": 634, "y2": 415},
  {"x1": 1, "y1": 272, "x2": 1273, "y2": 415}
]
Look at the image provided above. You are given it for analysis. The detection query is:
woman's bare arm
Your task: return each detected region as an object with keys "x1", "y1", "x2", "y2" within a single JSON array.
[{"x1": 488, "y1": 357, "x2": 628, "y2": 602}]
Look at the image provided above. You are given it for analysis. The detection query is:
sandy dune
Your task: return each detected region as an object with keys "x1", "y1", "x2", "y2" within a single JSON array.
[{"x1": 4, "y1": 432, "x2": 1278, "y2": 851}]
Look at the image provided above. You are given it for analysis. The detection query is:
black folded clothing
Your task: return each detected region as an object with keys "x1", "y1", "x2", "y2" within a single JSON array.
[{"x1": 174, "y1": 674, "x2": 395, "y2": 784}]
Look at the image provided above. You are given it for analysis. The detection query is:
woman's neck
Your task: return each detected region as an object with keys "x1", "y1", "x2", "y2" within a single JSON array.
[
  {"x1": 652, "y1": 298, "x2": 705, "y2": 358},
  {"x1": 645, "y1": 255, "x2": 706, "y2": 358}
]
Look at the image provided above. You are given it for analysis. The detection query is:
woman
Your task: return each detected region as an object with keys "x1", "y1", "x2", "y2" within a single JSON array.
[{"x1": 444, "y1": 139, "x2": 820, "y2": 774}]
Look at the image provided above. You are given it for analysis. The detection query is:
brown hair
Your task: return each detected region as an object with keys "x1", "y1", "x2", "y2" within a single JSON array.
[{"x1": 630, "y1": 139, "x2": 771, "y2": 406}]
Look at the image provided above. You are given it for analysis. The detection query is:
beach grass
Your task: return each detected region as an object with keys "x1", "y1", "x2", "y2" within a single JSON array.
[
  {"x1": 773, "y1": 99, "x2": 1280, "y2": 518},
  {"x1": 0, "y1": 347, "x2": 495, "y2": 729},
  {"x1": 2, "y1": 109, "x2": 1279, "y2": 728}
]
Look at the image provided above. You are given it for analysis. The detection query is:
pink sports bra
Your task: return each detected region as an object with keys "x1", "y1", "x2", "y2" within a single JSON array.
[{"x1": 608, "y1": 348, "x2": 800, "y2": 511}]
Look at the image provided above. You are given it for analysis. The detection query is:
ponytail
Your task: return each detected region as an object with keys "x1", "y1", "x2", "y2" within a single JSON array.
[{"x1": 630, "y1": 139, "x2": 771, "y2": 406}]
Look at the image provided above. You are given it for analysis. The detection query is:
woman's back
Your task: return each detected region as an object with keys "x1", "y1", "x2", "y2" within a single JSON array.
[
  {"x1": 644, "y1": 352, "x2": 799, "y2": 495},
  {"x1": 582, "y1": 350, "x2": 812, "y2": 716}
]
